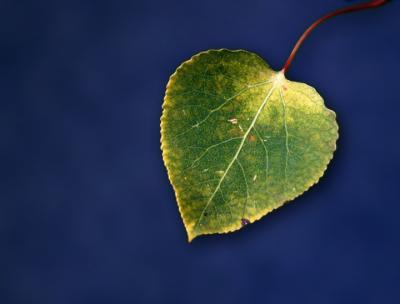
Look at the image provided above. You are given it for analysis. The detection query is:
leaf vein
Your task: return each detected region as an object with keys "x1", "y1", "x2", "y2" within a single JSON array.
[
  {"x1": 253, "y1": 126, "x2": 269, "y2": 186},
  {"x1": 193, "y1": 83, "x2": 277, "y2": 231},
  {"x1": 186, "y1": 136, "x2": 243, "y2": 170},
  {"x1": 173, "y1": 80, "x2": 272, "y2": 140},
  {"x1": 236, "y1": 158, "x2": 250, "y2": 216},
  {"x1": 279, "y1": 88, "x2": 290, "y2": 187}
]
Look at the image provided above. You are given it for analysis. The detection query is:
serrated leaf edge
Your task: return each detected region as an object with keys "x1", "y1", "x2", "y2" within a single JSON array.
[{"x1": 160, "y1": 49, "x2": 339, "y2": 242}]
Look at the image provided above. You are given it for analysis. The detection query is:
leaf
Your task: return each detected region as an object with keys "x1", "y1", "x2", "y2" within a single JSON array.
[{"x1": 161, "y1": 49, "x2": 338, "y2": 241}]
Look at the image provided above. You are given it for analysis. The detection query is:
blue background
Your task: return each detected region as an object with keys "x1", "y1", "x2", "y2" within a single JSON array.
[{"x1": 1, "y1": 0, "x2": 399, "y2": 303}]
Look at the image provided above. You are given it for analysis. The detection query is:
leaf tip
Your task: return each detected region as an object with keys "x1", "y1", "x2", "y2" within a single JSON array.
[{"x1": 186, "y1": 229, "x2": 198, "y2": 243}]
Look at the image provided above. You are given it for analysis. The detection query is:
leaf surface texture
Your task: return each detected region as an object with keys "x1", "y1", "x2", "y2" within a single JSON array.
[{"x1": 161, "y1": 49, "x2": 338, "y2": 241}]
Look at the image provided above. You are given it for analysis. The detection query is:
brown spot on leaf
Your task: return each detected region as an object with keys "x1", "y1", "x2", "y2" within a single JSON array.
[
  {"x1": 248, "y1": 134, "x2": 256, "y2": 142},
  {"x1": 241, "y1": 218, "x2": 250, "y2": 227}
]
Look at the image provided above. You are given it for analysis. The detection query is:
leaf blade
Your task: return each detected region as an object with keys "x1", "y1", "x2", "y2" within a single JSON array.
[{"x1": 161, "y1": 49, "x2": 338, "y2": 241}]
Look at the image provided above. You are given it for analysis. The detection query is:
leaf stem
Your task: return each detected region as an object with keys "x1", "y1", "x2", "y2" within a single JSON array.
[{"x1": 281, "y1": 0, "x2": 390, "y2": 74}]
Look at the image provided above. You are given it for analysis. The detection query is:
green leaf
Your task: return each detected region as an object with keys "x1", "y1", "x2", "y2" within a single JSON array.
[{"x1": 161, "y1": 49, "x2": 338, "y2": 241}]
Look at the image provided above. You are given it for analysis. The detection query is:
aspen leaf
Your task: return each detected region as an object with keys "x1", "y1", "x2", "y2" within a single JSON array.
[
  {"x1": 161, "y1": 49, "x2": 338, "y2": 241},
  {"x1": 160, "y1": 0, "x2": 389, "y2": 241}
]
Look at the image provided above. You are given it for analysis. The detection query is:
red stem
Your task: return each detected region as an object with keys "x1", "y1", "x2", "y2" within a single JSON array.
[{"x1": 282, "y1": 0, "x2": 390, "y2": 74}]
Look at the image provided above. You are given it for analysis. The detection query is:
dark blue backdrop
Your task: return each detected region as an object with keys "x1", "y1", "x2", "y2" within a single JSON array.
[{"x1": 1, "y1": 0, "x2": 399, "y2": 303}]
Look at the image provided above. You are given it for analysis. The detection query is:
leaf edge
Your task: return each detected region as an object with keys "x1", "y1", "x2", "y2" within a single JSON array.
[{"x1": 160, "y1": 48, "x2": 339, "y2": 242}]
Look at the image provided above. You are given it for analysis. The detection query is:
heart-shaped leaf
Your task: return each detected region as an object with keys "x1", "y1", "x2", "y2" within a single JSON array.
[{"x1": 161, "y1": 49, "x2": 338, "y2": 241}]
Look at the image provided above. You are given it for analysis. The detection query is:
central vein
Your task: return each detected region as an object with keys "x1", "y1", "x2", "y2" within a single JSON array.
[{"x1": 194, "y1": 80, "x2": 278, "y2": 230}]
